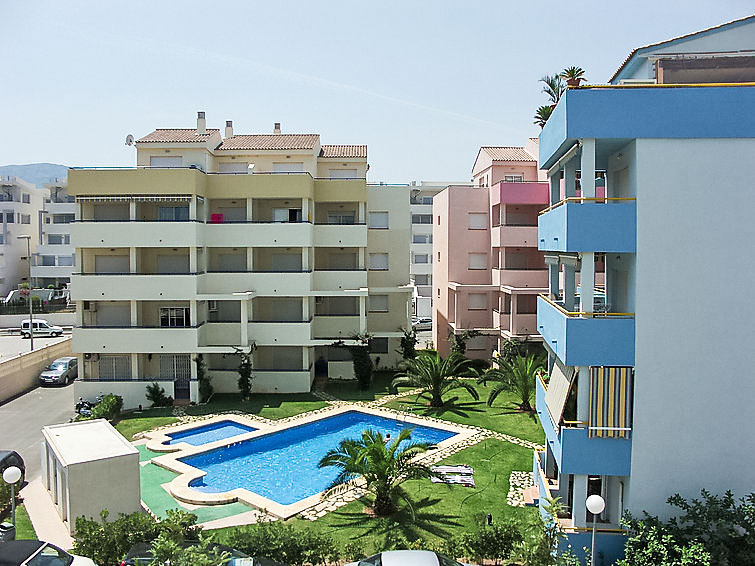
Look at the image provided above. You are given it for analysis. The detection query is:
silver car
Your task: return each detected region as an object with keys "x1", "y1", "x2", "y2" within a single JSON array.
[
  {"x1": 347, "y1": 550, "x2": 474, "y2": 566},
  {"x1": 39, "y1": 357, "x2": 78, "y2": 386}
]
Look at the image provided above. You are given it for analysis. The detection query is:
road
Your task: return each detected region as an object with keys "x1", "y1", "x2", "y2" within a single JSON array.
[
  {"x1": 0, "y1": 382, "x2": 75, "y2": 479},
  {"x1": 0, "y1": 334, "x2": 70, "y2": 363}
]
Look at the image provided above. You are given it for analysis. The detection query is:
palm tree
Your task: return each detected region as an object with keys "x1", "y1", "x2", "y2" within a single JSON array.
[
  {"x1": 478, "y1": 352, "x2": 546, "y2": 412},
  {"x1": 534, "y1": 105, "x2": 554, "y2": 128},
  {"x1": 539, "y1": 73, "x2": 565, "y2": 105},
  {"x1": 391, "y1": 351, "x2": 479, "y2": 407},
  {"x1": 559, "y1": 66, "x2": 586, "y2": 87},
  {"x1": 318, "y1": 428, "x2": 433, "y2": 516}
]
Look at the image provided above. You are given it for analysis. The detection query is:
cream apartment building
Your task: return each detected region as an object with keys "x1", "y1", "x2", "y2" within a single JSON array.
[
  {"x1": 70, "y1": 113, "x2": 411, "y2": 408},
  {"x1": 32, "y1": 178, "x2": 76, "y2": 289}
]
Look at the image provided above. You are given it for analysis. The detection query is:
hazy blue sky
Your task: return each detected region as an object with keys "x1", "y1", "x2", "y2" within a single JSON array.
[{"x1": 1, "y1": 1, "x2": 751, "y2": 182}]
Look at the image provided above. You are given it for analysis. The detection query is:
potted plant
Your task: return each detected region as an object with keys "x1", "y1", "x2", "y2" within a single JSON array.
[{"x1": 560, "y1": 66, "x2": 586, "y2": 87}]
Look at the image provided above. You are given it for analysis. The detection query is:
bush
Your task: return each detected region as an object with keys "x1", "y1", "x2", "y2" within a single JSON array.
[
  {"x1": 195, "y1": 354, "x2": 213, "y2": 403},
  {"x1": 145, "y1": 382, "x2": 172, "y2": 407},
  {"x1": 78, "y1": 394, "x2": 124, "y2": 422},
  {"x1": 399, "y1": 328, "x2": 418, "y2": 360},
  {"x1": 458, "y1": 522, "x2": 523, "y2": 565},
  {"x1": 222, "y1": 521, "x2": 338, "y2": 565}
]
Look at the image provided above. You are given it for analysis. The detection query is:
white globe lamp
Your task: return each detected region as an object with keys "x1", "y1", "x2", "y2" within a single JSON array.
[
  {"x1": 586, "y1": 494, "x2": 605, "y2": 566},
  {"x1": 3, "y1": 465, "x2": 23, "y2": 527}
]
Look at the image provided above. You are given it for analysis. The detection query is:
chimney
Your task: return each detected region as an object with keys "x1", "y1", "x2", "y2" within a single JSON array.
[
  {"x1": 197, "y1": 111, "x2": 207, "y2": 135},
  {"x1": 225, "y1": 120, "x2": 233, "y2": 138},
  {"x1": 273, "y1": 122, "x2": 281, "y2": 135}
]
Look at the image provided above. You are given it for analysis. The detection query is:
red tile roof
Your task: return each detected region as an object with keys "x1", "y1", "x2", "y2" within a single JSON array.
[
  {"x1": 481, "y1": 146, "x2": 536, "y2": 162},
  {"x1": 319, "y1": 145, "x2": 367, "y2": 158},
  {"x1": 137, "y1": 129, "x2": 220, "y2": 143},
  {"x1": 217, "y1": 134, "x2": 320, "y2": 151}
]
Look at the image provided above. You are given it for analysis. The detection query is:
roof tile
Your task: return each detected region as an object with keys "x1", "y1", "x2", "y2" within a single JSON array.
[
  {"x1": 137, "y1": 129, "x2": 220, "y2": 143},
  {"x1": 481, "y1": 146, "x2": 536, "y2": 162},
  {"x1": 217, "y1": 134, "x2": 320, "y2": 151},
  {"x1": 319, "y1": 145, "x2": 367, "y2": 158}
]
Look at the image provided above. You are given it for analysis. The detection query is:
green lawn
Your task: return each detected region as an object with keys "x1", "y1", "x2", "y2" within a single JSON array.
[
  {"x1": 0, "y1": 503, "x2": 36, "y2": 540},
  {"x1": 384, "y1": 382, "x2": 545, "y2": 444},
  {"x1": 323, "y1": 370, "x2": 401, "y2": 402},
  {"x1": 214, "y1": 438, "x2": 537, "y2": 553},
  {"x1": 115, "y1": 416, "x2": 179, "y2": 441}
]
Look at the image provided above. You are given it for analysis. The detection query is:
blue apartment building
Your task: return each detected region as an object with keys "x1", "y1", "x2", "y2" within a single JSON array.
[{"x1": 532, "y1": 16, "x2": 755, "y2": 564}]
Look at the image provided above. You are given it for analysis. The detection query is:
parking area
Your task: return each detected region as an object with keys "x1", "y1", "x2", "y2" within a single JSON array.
[{"x1": 0, "y1": 334, "x2": 71, "y2": 363}]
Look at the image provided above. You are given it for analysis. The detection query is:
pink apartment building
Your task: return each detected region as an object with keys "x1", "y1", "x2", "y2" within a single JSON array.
[{"x1": 433, "y1": 140, "x2": 549, "y2": 358}]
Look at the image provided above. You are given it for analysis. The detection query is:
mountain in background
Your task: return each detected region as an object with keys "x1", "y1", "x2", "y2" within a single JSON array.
[{"x1": 0, "y1": 163, "x2": 69, "y2": 187}]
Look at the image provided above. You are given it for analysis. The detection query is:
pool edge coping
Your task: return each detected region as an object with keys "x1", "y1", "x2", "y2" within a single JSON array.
[{"x1": 144, "y1": 414, "x2": 274, "y2": 453}]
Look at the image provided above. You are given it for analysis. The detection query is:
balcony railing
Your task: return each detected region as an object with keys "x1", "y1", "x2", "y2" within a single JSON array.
[
  {"x1": 538, "y1": 196, "x2": 635, "y2": 215},
  {"x1": 538, "y1": 293, "x2": 634, "y2": 318}
]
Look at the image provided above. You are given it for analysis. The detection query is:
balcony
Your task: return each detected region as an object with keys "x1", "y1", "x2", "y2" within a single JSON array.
[
  {"x1": 312, "y1": 269, "x2": 367, "y2": 292},
  {"x1": 538, "y1": 198, "x2": 636, "y2": 253},
  {"x1": 492, "y1": 225, "x2": 539, "y2": 248},
  {"x1": 537, "y1": 294, "x2": 634, "y2": 367},
  {"x1": 201, "y1": 323, "x2": 242, "y2": 346},
  {"x1": 314, "y1": 178, "x2": 367, "y2": 202},
  {"x1": 70, "y1": 221, "x2": 203, "y2": 248},
  {"x1": 492, "y1": 182, "x2": 549, "y2": 206},
  {"x1": 208, "y1": 172, "x2": 314, "y2": 199},
  {"x1": 31, "y1": 265, "x2": 73, "y2": 279},
  {"x1": 313, "y1": 224, "x2": 367, "y2": 247},
  {"x1": 69, "y1": 167, "x2": 207, "y2": 197},
  {"x1": 73, "y1": 326, "x2": 200, "y2": 353},
  {"x1": 204, "y1": 222, "x2": 313, "y2": 247},
  {"x1": 536, "y1": 377, "x2": 632, "y2": 477},
  {"x1": 71, "y1": 273, "x2": 199, "y2": 300},
  {"x1": 493, "y1": 268, "x2": 548, "y2": 288},
  {"x1": 312, "y1": 315, "x2": 363, "y2": 339},
  {"x1": 45, "y1": 201, "x2": 76, "y2": 215},
  {"x1": 248, "y1": 321, "x2": 312, "y2": 345},
  {"x1": 199, "y1": 271, "x2": 312, "y2": 296}
]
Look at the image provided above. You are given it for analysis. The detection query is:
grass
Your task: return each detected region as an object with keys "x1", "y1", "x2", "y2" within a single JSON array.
[
  {"x1": 384, "y1": 381, "x2": 545, "y2": 444},
  {"x1": 323, "y1": 370, "x2": 401, "y2": 402},
  {"x1": 0, "y1": 502, "x2": 37, "y2": 540},
  {"x1": 215, "y1": 438, "x2": 538, "y2": 552},
  {"x1": 114, "y1": 393, "x2": 328, "y2": 440}
]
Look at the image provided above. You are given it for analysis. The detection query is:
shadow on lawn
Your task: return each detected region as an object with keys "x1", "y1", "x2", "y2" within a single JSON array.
[
  {"x1": 328, "y1": 496, "x2": 462, "y2": 540},
  {"x1": 400, "y1": 394, "x2": 487, "y2": 419}
]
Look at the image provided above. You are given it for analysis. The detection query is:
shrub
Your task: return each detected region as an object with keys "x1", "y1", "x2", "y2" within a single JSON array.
[
  {"x1": 398, "y1": 328, "x2": 418, "y2": 360},
  {"x1": 458, "y1": 522, "x2": 523, "y2": 565},
  {"x1": 449, "y1": 329, "x2": 481, "y2": 355},
  {"x1": 195, "y1": 354, "x2": 213, "y2": 403},
  {"x1": 233, "y1": 347, "x2": 255, "y2": 400},
  {"x1": 222, "y1": 521, "x2": 337, "y2": 565},
  {"x1": 79, "y1": 393, "x2": 124, "y2": 421},
  {"x1": 145, "y1": 382, "x2": 171, "y2": 407},
  {"x1": 332, "y1": 335, "x2": 373, "y2": 391}
]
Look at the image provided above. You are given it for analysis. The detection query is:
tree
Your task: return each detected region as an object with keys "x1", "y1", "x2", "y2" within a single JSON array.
[
  {"x1": 391, "y1": 351, "x2": 479, "y2": 407},
  {"x1": 534, "y1": 105, "x2": 554, "y2": 128},
  {"x1": 332, "y1": 334, "x2": 373, "y2": 391},
  {"x1": 195, "y1": 354, "x2": 213, "y2": 403},
  {"x1": 498, "y1": 337, "x2": 528, "y2": 364},
  {"x1": 449, "y1": 329, "x2": 481, "y2": 356},
  {"x1": 398, "y1": 327, "x2": 418, "y2": 360},
  {"x1": 540, "y1": 73, "x2": 565, "y2": 105},
  {"x1": 617, "y1": 519, "x2": 711, "y2": 566},
  {"x1": 233, "y1": 346, "x2": 255, "y2": 400},
  {"x1": 515, "y1": 498, "x2": 582, "y2": 566},
  {"x1": 479, "y1": 352, "x2": 545, "y2": 411},
  {"x1": 318, "y1": 428, "x2": 433, "y2": 517}
]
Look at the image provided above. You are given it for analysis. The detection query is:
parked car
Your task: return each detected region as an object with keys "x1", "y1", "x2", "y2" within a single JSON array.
[
  {"x1": 0, "y1": 540, "x2": 96, "y2": 565},
  {"x1": 38, "y1": 357, "x2": 78, "y2": 386},
  {"x1": 0, "y1": 450, "x2": 25, "y2": 484},
  {"x1": 412, "y1": 317, "x2": 432, "y2": 331},
  {"x1": 347, "y1": 550, "x2": 474, "y2": 566},
  {"x1": 121, "y1": 541, "x2": 283, "y2": 565},
  {"x1": 20, "y1": 319, "x2": 64, "y2": 339}
]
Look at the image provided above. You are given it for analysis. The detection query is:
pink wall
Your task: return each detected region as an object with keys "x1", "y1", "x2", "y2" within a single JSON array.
[{"x1": 491, "y1": 182, "x2": 549, "y2": 206}]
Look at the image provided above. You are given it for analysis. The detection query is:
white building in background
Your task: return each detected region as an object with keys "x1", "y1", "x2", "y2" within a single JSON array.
[
  {"x1": 409, "y1": 181, "x2": 468, "y2": 318},
  {"x1": 69, "y1": 114, "x2": 412, "y2": 408},
  {"x1": 32, "y1": 178, "x2": 75, "y2": 289},
  {"x1": 0, "y1": 176, "x2": 45, "y2": 298}
]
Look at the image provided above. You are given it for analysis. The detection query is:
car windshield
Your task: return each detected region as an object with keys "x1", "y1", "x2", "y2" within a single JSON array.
[
  {"x1": 48, "y1": 362, "x2": 67, "y2": 371},
  {"x1": 26, "y1": 544, "x2": 74, "y2": 566}
]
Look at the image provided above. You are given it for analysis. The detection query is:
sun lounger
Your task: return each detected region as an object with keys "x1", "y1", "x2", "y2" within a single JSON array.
[
  {"x1": 431, "y1": 465, "x2": 474, "y2": 475},
  {"x1": 431, "y1": 474, "x2": 475, "y2": 487}
]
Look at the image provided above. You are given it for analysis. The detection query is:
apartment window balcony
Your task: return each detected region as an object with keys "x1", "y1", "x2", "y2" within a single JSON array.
[
  {"x1": 312, "y1": 315, "x2": 363, "y2": 339},
  {"x1": 73, "y1": 324, "x2": 202, "y2": 353},
  {"x1": 538, "y1": 198, "x2": 636, "y2": 253},
  {"x1": 70, "y1": 220, "x2": 202, "y2": 248},
  {"x1": 312, "y1": 268, "x2": 367, "y2": 292},
  {"x1": 491, "y1": 225, "x2": 539, "y2": 248},
  {"x1": 70, "y1": 272, "x2": 200, "y2": 301}
]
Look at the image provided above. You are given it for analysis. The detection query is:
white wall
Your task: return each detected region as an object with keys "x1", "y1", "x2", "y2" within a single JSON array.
[{"x1": 629, "y1": 138, "x2": 755, "y2": 519}]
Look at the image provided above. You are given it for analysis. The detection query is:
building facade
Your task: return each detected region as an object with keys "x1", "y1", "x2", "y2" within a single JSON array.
[
  {"x1": 533, "y1": 16, "x2": 755, "y2": 563},
  {"x1": 69, "y1": 114, "x2": 410, "y2": 408},
  {"x1": 32, "y1": 178, "x2": 75, "y2": 289},
  {"x1": 0, "y1": 176, "x2": 45, "y2": 298},
  {"x1": 433, "y1": 142, "x2": 549, "y2": 358}
]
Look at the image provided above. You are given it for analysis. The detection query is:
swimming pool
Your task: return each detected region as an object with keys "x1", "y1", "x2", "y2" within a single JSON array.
[
  {"x1": 166, "y1": 420, "x2": 257, "y2": 446},
  {"x1": 179, "y1": 410, "x2": 456, "y2": 505}
]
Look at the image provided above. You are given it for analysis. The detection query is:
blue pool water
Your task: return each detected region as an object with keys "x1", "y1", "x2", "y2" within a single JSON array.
[
  {"x1": 180, "y1": 411, "x2": 456, "y2": 505},
  {"x1": 167, "y1": 421, "x2": 257, "y2": 446}
]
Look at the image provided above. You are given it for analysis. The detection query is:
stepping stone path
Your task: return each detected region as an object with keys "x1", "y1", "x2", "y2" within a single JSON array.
[{"x1": 506, "y1": 471, "x2": 536, "y2": 507}]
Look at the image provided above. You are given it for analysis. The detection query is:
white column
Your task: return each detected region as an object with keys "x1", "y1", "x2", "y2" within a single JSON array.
[
  {"x1": 247, "y1": 248, "x2": 254, "y2": 271},
  {"x1": 302, "y1": 346, "x2": 310, "y2": 370},
  {"x1": 189, "y1": 197, "x2": 197, "y2": 221},
  {"x1": 129, "y1": 247, "x2": 137, "y2": 273},
  {"x1": 129, "y1": 199, "x2": 136, "y2": 221},
  {"x1": 580, "y1": 252, "x2": 595, "y2": 314},
  {"x1": 302, "y1": 296, "x2": 310, "y2": 321},
  {"x1": 131, "y1": 353, "x2": 139, "y2": 382},
  {"x1": 74, "y1": 201, "x2": 82, "y2": 221},
  {"x1": 580, "y1": 138, "x2": 596, "y2": 199},
  {"x1": 549, "y1": 171, "x2": 561, "y2": 206},
  {"x1": 359, "y1": 296, "x2": 367, "y2": 333},
  {"x1": 189, "y1": 247, "x2": 197, "y2": 273},
  {"x1": 75, "y1": 303, "x2": 83, "y2": 327},
  {"x1": 563, "y1": 264, "x2": 576, "y2": 311},
  {"x1": 549, "y1": 263, "x2": 560, "y2": 297},
  {"x1": 564, "y1": 157, "x2": 578, "y2": 199},
  {"x1": 510, "y1": 293, "x2": 518, "y2": 334},
  {"x1": 302, "y1": 198, "x2": 309, "y2": 223},
  {"x1": 240, "y1": 299, "x2": 249, "y2": 345},
  {"x1": 189, "y1": 299, "x2": 197, "y2": 326},
  {"x1": 358, "y1": 248, "x2": 365, "y2": 269},
  {"x1": 577, "y1": 366, "x2": 591, "y2": 422},
  {"x1": 358, "y1": 202, "x2": 366, "y2": 224},
  {"x1": 130, "y1": 300, "x2": 138, "y2": 326},
  {"x1": 246, "y1": 198, "x2": 253, "y2": 222},
  {"x1": 301, "y1": 247, "x2": 309, "y2": 270},
  {"x1": 573, "y1": 474, "x2": 588, "y2": 527}
]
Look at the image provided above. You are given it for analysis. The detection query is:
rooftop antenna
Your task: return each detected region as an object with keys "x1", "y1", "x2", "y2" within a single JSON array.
[{"x1": 125, "y1": 134, "x2": 135, "y2": 146}]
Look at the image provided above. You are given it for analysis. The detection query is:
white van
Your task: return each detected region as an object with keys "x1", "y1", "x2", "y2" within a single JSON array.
[{"x1": 21, "y1": 319, "x2": 64, "y2": 339}]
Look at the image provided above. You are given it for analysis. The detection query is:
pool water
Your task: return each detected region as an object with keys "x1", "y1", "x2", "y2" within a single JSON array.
[
  {"x1": 181, "y1": 411, "x2": 456, "y2": 505},
  {"x1": 166, "y1": 421, "x2": 257, "y2": 446}
]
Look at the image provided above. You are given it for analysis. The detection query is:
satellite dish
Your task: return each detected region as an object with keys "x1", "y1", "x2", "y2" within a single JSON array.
[{"x1": 125, "y1": 134, "x2": 135, "y2": 146}]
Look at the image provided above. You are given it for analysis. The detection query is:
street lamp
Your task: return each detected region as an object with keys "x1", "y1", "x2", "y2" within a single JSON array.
[
  {"x1": 586, "y1": 494, "x2": 606, "y2": 566},
  {"x1": 2, "y1": 466, "x2": 22, "y2": 526},
  {"x1": 17, "y1": 235, "x2": 33, "y2": 351}
]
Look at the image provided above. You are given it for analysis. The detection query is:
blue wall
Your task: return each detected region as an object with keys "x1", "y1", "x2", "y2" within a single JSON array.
[{"x1": 538, "y1": 201, "x2": 636, "y2": 253}]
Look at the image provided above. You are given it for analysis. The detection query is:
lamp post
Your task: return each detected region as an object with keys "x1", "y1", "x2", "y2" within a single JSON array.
[
  {"x1": 586, "y1": 494, "x2": 606, "y2": 566},
  {"x1": 17, "y1": 235, "x2": 33, "y2": 352},
  {"x1": 3, "y1": 466, "x2": 22, "y2": 526}
]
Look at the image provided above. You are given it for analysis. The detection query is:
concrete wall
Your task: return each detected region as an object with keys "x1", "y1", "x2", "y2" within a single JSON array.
[
  {"x1": 629, "y1": 138, "x2": 755, "y2": 519},
  {"x1": 0, "y1": 312, "x2": 75, "y2": 328},
  {"x1": 0, "y1": 338, "x2": 72, "y2": 402}
]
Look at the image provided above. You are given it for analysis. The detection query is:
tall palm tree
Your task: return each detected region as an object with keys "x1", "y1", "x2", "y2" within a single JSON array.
[
  {"x1": 391, "y1": 351, "x2": 479, "y2": 407},
  {"x1": 534, "y1": 105, "x2": 554, "y2": 128},
  {"x1": 539, "y1": 73, "x2": 565, "y2": 105},
  {"x1": 318, "y1": 428, "x2": 433, "y2": 517},
  {"x1": 479, "y1": 352, "x2": 545, "y2": 412}
]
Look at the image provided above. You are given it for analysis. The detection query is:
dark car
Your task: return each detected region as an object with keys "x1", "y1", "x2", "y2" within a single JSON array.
[
  {"x1": 0, "y1": 540, "x2": 96, "y2": 565},
  {"x1": 121, "y1": 541, "x2": 284, "y2": 566},
  {"x1": 0, "y1": 450, "x2": 25, "y2": 484}
]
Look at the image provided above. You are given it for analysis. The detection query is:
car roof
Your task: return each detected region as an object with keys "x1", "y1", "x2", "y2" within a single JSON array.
[
  {"x1": 0, "y1": 541, "x2": 47, "y2": 566},
  {"x1": 380, "y1": 550, "x2": 439, "y2": 566}
]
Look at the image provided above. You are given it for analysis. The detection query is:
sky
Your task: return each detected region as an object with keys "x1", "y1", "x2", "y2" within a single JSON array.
[{"x1": 1, "y1": 0, "x2": 752, "y2": 182}]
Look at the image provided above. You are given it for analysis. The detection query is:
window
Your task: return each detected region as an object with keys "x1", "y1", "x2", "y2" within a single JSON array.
[
  {"x1": 329, "y1": 168, "x2": 358, "y2": 179},
  {"x1": 160, "y1": 307, "x2": 190, "y2": 327},
  {"x1": 468, "y1": 293, "x2": 487, "y2": 310},
  {"x1": 160, "y1": 354, "x2": 191, "y2": 380},
  {"x1": 208, "y1": 300, "x2": 218, "y2": 312},
  {"x1": 368, "y1": 295, "x2": 389, "y2": 312},
  {"x1": 58, "y1": 255, "x2": 74, "y2": 266},
  {"x1": 53, "y1": 214, "x2": 74, "y2": 224},
  {"x1": 273, "y1": 162, "x2": 304, "y2": 173},
  {"x1": 158, "y1": 206, "x2": 190, "y2": 221},
  {"x1": 327, "y1": 212, "x2": 355, "y2": 225},
  {"x1": 369, "y1": 253, "x2": 389, "y2": 271},
  {"x1": 412, "y1": 234, "x2": 432, "y2": 244},
  {"x1": 414, "y1": 254, "x2": 429, "y2": 264},
  {"x1": 98, "y1": 355, "x2": 131, "y2": 380},
  {"x1": 20, "y1": 214, "x2": 30, "y2": 224},
  {"x1": 218, "y1": 162, "x2": 249, "y2": 173},
  {"x1": 504, "y1": 174, "x2": 524, "y2": 183},
  {"x1": 422, "y1": 196, "x2": 434, "y2": 204},
  {"x1": 468, "y1": 213, "x2": 487, "y2": 230},
  {"x1": 437, "y1": 215, "x2": 441, "y2": 225},
  {"x1": 150, "y1": 155, "x2": 183, "y2": 168},
  {"x1": 369, "y1": 337, "x2": 389, "y2": 353},
  {"x1": 22, "y1": 194, "x2": 30, "y2": 204},
  {"x1": 4, "y1": 213, "x2": 14, "y2": 223},
  {"x1": 437, "y1": 251, "x2": 441, "y2": 262},
  {"x1": 415, "y1": 274, "x2": 430, "y2": 285},
  {"x1": 41, "y1": 255, "x2": 55, "y2": 266},
  {"x1": 368, "y1": 211, "x2": 389, "y2": 229},
  {"x1": 411, "y1": 214, "x2": 432, "y2": 224},
  {"x1": 469, "y1": 253, "x2": 487, "y2": 270}
]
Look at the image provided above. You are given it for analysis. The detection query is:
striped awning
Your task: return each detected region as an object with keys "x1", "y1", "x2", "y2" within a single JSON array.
[
  {"x1": 76, "y1": 196, "x2": 130, "y2": 202},
  {"x1": 545, "y1": 359, "x2": 575, "y2": 428},
  {"x1": 589, "y1": 367, "x2": 633, "y2": 438},
  {"x1": 76, "y1": 195, "x2": 191, "y2": 203}
]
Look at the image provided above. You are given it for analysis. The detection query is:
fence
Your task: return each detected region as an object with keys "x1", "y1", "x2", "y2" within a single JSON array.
[{"x1": 0, "y1": 338, "x2": 72, "y2": 403}]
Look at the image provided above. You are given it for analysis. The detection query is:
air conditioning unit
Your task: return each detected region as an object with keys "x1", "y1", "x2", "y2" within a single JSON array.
[
  {"x1": 315, "y1": 297, "x2": 324, "y2": 304},
  {"x1": 84, "y1": 353, "x2": 99, "y2": 361},
  {"x1": 208, "y1": 300, "x2": 218, "y2": 312},
  {"x1": 83, "y1": 301, "x2": 96, "y2": 311}
]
